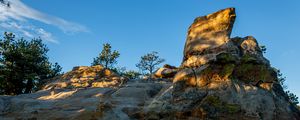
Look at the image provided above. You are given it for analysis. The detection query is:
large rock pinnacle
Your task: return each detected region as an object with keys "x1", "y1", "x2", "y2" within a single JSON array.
[
  {"x1": 182, "y1": 8, "x2": 236, "y2": 67},
  {"x1": 148, "y1": 8, "x2": 300, "y2": 120}
]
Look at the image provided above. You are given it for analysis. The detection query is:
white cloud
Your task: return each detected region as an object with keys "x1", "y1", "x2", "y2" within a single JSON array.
[
  {"x1": 0, "y1": 0, "x2": 88, "y2": 43},
  {"x1": 0, "y1": 21, "x2": 58, "y2": 43}
]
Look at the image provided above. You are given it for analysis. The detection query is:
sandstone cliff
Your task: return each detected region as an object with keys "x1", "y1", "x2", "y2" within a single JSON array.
[{"x1": 0, "y1": 8, "x2": 299, "y2": 120}]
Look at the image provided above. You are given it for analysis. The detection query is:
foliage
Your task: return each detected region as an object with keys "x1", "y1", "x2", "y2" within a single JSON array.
[
  {"x1": 276, "y1": 69, "x2": 299, "y2": 105},
  {"x1": 136, "y1": 51, "x2": 165, "y2": 75},
  {"x1": 92, "y1": 43, "x2": 120, "y2": 69},
  {"x1": 110, "y1": 66, "x2": 126, "y2": 75},
  {"x1": 216, "y1": 53, "x2": 237, "y2": 64},
  {"x1": 234, "y1": 63, "x2": 274, "y2": 83},
  {"x1": 276, "y1": 69, "x2": 287, "y2": 89},
  {"x1": 220, "y1": 64, "x2": 235, "y2": 79},
  {"x1": 286, "y1": 91, "x2": 299, "y2": 105},
  {"x1": 0, "y1": 32, "x2": 62, "y2": 95},
  {"x1": 241, "y1": 54, "x2": 257, "y2": 63},
  {"x1": 260, "y1": 45, "x2": 267, "y2": 54},
  {"x1": 111, "y1": 66, "x2": 141, "y2": 80},
  {"x1": 123, "y1": 70, "x2": 141, "y2": 79}
]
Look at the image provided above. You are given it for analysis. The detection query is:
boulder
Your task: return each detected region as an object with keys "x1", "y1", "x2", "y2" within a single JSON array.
[{"x1": 154, "y1": 64, "x2": 178, "y2": 78}]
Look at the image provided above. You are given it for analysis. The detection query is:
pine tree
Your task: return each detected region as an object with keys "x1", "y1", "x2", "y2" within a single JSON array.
[
  {"x1": 0, "y1": 32, "x2": 62, "y2": 95},
  {"x1": 92, "y1": 43, "x2": 120, "y2": 69},
  {"x1": 136, "y1": 51, "x2": 165, "y2": 75}
]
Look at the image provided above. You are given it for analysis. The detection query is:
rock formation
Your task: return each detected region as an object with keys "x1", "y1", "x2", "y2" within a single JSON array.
[
  {"x1": 43, "y1": 65, "x2": 126, "y2": 90},
  {"x1": 0, "y1": 8, "x2": 299, "y2": 120},
  {"x1": 154, "y1": 64, "x2": 178, "y2": 79},
  {"x1": 182, "y1": 7, "x2": 236, "y2": 68},
  {"x1": 145, "y1": 7, "x2": 300, "y2": 120}
]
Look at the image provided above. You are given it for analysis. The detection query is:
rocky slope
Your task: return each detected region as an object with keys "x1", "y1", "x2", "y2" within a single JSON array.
[{"x1": 1, "y1": 8, "x2": 299, "y2": 120}]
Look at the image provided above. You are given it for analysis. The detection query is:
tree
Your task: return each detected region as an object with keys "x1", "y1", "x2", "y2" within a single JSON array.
[
  {"x1": 277, "y1": 69, "x2": 287, "y2": 90},
  {"x1": 276, "y1": 69, "x2": 299, "y2": 105},
  {"x1": 92, "y1": 43, "x2": 120, "y2": 69},
  {"x1": 0, "y1": 32, "x2": 62, "y2": 95},
  {"x1": 286, "y1": 91, "x2": 299, "y2": 105},
  {"x1": 260, "y1": 45, "x2": 267, "y2": 54},
  {"x1": 136, "y1": 51, "x2": 165, "y2": 75}
]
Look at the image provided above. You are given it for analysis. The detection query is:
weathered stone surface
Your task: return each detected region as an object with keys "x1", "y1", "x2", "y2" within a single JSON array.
[
  {"x1": 168, "y1": 7, "x2": 300, "y2": 119},
  {"x1": 0, "y1": 81, "x2": 172, "y2": 120},
  {"x1": 178, "y1": 8, "x2": 275, "y2": 88},
  {"x1": 183, "y1": 7, "x2": 236, "y2": 66},
  {"x1": 231, "y1": 36, "x2": 270, "y2": 64},
  {"x1": 154, "y1": 64, "x2": 178, "y2": 79},
  {"x1": 0, "y1": 88, "x2": 114, "y2": 120},
  {"x1": 146, "y1": 80, "x2": 300, "y2": 120},
  {"x1": 43, "y1": 65, "x2": 126, "y2": 90}
]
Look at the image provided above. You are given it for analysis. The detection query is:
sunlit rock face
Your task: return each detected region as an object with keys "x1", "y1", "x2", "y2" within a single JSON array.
[
  {"x1": 154, "y1": 64, "x2": 178, "y2": 79},
  {"x1": 182, "y1": 7, "x2": 236, "y2": 67},
  {"x1": 43, "y1": 65, "x2": 126, "y2": 90}
]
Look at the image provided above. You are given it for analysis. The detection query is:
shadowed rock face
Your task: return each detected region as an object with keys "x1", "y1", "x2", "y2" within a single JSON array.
[
  {"x1": 0, "y1": 81, "x2": 172, "y2": 120},
  {"x1": 183, "y1": 8, "x2": 236, "y2": 67}
]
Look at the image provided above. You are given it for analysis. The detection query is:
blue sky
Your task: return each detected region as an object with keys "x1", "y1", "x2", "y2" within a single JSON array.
[{"x1": 1, "y1": 0, "x2": 300, "y2": 96}]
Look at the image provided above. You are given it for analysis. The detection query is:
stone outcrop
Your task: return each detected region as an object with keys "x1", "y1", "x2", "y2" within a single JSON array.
[
  {"x1": 182, "y1": 7, "x2": 236, "y2": 68},
  {"x1": 43, "y1": 65, "x2": 126, "y2": 90},
  {"x1": 0, "y1": 7, "x2": 299, "y2": 120},
  {"x1": 145, "y1": 8, "x2": 300, "y2": 120}
]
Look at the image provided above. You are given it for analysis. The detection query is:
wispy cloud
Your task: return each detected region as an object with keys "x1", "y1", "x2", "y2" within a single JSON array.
[
  {"x1": 0, "y1": 0, "x2": 88, "y2": 43},
  {"x1": 0, "y1": 21, "x2": 58, "y2": 43}
]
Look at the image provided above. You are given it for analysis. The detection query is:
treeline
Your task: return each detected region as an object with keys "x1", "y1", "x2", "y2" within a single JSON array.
[{"x1": 91, "y1": 43, "x2": 165, "y2": 79}]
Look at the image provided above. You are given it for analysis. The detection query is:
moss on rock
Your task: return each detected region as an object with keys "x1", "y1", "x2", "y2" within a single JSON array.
[
  {"x1": 225, "y1": 104, "x2": 241, "y2": 114},
  {"x1": 216, "y1": 53, "x2": 238, "y2": 64},
  {"x1": 202, "y1": 95, "x2": 241, "y2": 115},
  {"x1": 233, "y1": 63, "x2": 276, "y2": 84},
  {"x1": 241, "y1": 54, "x2": 258, "y2": 63},
  {"x1": 220, "y1": 64, "x2": 235, "y2": 79}
]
